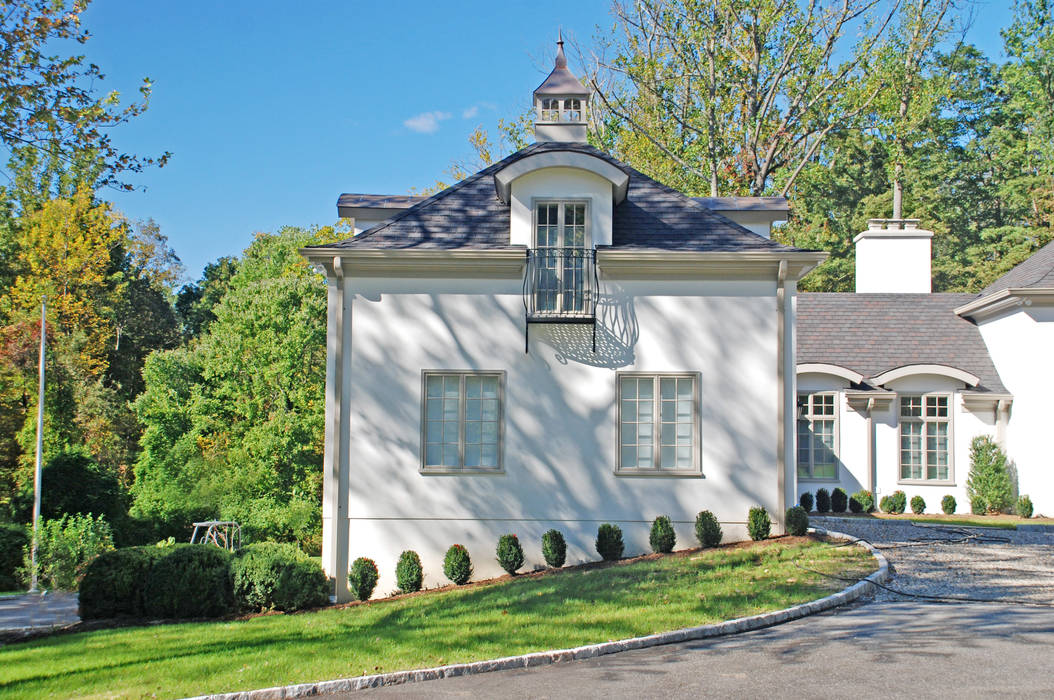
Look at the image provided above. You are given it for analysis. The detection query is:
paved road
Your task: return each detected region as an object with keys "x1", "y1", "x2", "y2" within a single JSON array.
[
  {"x1": 0, "y1": 592, "x2": 79, "y2": 632},
  {"x1": 349, "y1": 600, "x2": 1054, "y2": 699}
]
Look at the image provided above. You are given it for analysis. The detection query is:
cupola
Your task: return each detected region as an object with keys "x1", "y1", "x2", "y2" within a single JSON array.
[{"x1": 533, "y1": 32, "x2": 590, "y2": 143}]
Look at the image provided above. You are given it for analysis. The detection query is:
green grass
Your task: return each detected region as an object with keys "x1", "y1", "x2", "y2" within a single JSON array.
[{"x1": 0, "y1": 537, "x2": 874, "y2": 699}]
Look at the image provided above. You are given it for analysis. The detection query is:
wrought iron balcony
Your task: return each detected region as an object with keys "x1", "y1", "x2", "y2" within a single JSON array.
[{"x1": 523, "y1": 247, "x2": 598, "y2": 322}]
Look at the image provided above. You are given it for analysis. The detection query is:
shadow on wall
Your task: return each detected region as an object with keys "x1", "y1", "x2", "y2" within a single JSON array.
[{"x1": 534, "y1": 284, "x2": 639, "y2": 368}]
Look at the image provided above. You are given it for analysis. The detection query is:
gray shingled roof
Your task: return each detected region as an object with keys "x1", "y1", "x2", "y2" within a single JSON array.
[
  {"x1": 337, "y1": 193, "x2": 425, "y2": 209},
  {"x1": 797, "y1": 293, "x2": 1006, "y2": 393},
  {"x1": 315, "y1": 142, "x2": 805, "y2": 253},
  {"x1": 978, "y1": 239, "x2": 1054, "y2": 296},
  {"x1": 692, "y1": 197, "x2": 789, "y2": 212}
]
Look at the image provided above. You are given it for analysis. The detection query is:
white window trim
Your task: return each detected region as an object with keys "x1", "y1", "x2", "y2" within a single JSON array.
[
  {"x1": 531, "y1": 198, "x2": 591, "y2": 249},
  {"x1": 537, "y1": 97, "x2": 586, "y2": 124},
  {"x1": 797, "y1": 392, "x2": 840, "y2": 482},
  {"x1": 420, "y1": 370, "x2": 506, "y2": 475},
  {"x1": 898, "y1": 393, "x2": 955, "y2": 485},
  {"x1": 615, "y1": 371, "x2": 703, "y2": 477}
]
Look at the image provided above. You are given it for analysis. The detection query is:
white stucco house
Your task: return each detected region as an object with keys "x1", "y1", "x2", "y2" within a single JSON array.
[{"x1": 302, "y1": 40, "x2": 1053, "y2": 601}]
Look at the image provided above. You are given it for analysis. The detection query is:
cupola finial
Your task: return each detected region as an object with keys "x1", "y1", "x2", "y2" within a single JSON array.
[{"x1": 555, "y1": 29, "x2": 567, "y2": 69}]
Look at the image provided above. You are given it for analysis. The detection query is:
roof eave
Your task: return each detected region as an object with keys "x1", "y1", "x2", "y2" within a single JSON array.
[
  {"x1": 596, "y1": 249, "x2": 827, "y2": 279},
  {"x1": 954, "y1": 288, "x2": 1054, "y2": 319}
]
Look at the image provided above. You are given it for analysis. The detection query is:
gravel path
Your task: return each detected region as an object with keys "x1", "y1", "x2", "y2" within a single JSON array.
[{"x1": 812, "y1": 516, "x2": 1054, "y2": 605}]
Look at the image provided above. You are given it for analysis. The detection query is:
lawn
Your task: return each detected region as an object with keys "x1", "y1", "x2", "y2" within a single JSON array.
[
  {"x1": 821, "y1": 512, "x2": 1054, "y2": 530},
  {"x1": 0, "y1": 536, "x2": 874, "y2": 699}
]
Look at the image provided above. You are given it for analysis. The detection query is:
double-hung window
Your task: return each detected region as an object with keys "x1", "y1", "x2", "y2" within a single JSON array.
[
  {"x1": 617, "y1": 373, "x2": 700, "y2": 474},
  {"x1": 534, "y1": 201, "x2": 587, "y2": 314},
  {"x1": 797, "y1": 393, "x2": 837, "y2": 479},
  {"x1": 422, "y1": 372, "x2": 503, "y2": 472},
  {"x1": 899, "y1": 395, "x2": 950, "y2": 481}
]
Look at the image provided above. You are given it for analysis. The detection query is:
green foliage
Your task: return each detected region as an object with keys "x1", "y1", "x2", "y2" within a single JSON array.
[
  {"x1": 799, "y1": 492, "x2": 814, "y2": 512},
  {"x1": 831, "y1": 488, "x2": 848, "y2": 513},
  {"x1": 14, "y1": 449, "x2": 127, "y2": 529},
  {"x1": 941, "y1": 494, "x2": 957, "y2": 514},
  {"x1": 233, "y1": 542, "x2": 328, "y2": 612},
  {"x1": 496, "y1": 534, "x2": 525, "y2": 575},
  {"x1": 395, "y1": 550, "x2": 423, "y2": 593},
  {"x1": 694, "y1": 510, "x2": 722, "y2": 548},
  {"x1": 79, "y1": 546, "x2": 163, "y2": 619},
  {"x1": 0, "y1": 522, "x2": 28, "y2": 590},
  {"x1": 971, "y1": 495, "x2": 987, "y2": 515},
  {"x1": 541, "y1": 529, "x2": 566, "y2": 568},
  {"x1": 785, "y1": 506, "x2": 809, "y2": 536},
  {"x1": 22, "y1": 513, "x2": 113, "y2": 590},
  {"x1": 1017, "y1": 495, "x2": 1033, "y2": 519},
  {"x1": 442, "y1": 544, "x2": 472, "y2": 585},
  {"x1": 349, "y1": 557, "x2": 379, "y2": 601},
  {"x1": 880, "y1": 490, "x2": 907, "y2": 515},
  {"x1": 747, "y1": 507, "x2": 771, "y2": 541},
  {"x1": 850, "y1": 490, "x2": 873, "y2": 513},
  {"x1": 144, "y1": 544, "x2": 235, "y2": 619},
  {"x1": 649, "y1": 515, "x2": 676, "y2": 554},
  {"x1": 910, "y1": 495, "x2": 927, "y2": 515},
  {"x1": 595, "y1": 523, "x2": 624, "y2": 561},
  {"x1": 967, "y1": 435, "x2": 1014, "y2": 513},
  {"x1": 815, "y1": 488, "x2": 831, "y2": 513}
]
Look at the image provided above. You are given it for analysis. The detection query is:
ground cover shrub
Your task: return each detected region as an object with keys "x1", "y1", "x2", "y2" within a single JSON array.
[
  {"x1": 144, "y1": 544, "x2": 235, "y2": 619},
  {"x1": 967, "y1": 436, "x2": 1013, "y2": 513},
  {"x1": 496, "y1": 534, "x2": 525, "y2": 575},
  {"x1": 879, "y1": 490, "x2": 907, "y2": 514},
  {"x1": 910, "y1": 495, "x2": 926, "y2": 515},
  {"x1": 970, "y1": 495, "x2": 987, "y2": 515},
  {"x1": 396, "y1": 550, "x2": 423, "y2": 593},
  {"x1": 799, "y1": 492, "x2": 814, "y2": 512},
  {"x1": 831, "y1": 488, "x2": 848, "y2": 513},
  {"x1": 815, "y1": 488, "x2": 831, "y2": 513},
  {"x1": 1017, "y1": 495, "x2": 1033, "y2": 519},
  {"x1": 23, "y1": 514, "x2": 114, "y2": 591},
  {"x1": 595, "y1": 524, "x2": 624, "y2": 561},
  {"x1": 941, "y1": 495, "x2": 957, "y2": 514},
  {"x1": 541, "y1": 529, "x2": 566, "y2": 568},
  {"x1": 850, "y1": 490, "x2": 873, "y2": 513},
  {"x1": 79, "y1": 547, "x2": 165, "y2": 619},
  {"x1": 233, "y1": 542, "x2": 328, "y2": 612},
  {"x1": 785, "y1": 506, "x2": 809, "y2": 536},
  {"x1": 443, "y1": 544, "x2": 472, "y2": 585},
  {"x1": 695, "y1": 510, "x2": 722, "y2": 547},
  {"x1": 747, "y1": 507, "x2": 771, "y2": 541},
  {"x1": 0, "y1": 523, "x2": 28, "y2": 590},
  {"x1": 349, "y1": 557, "x2": 379, "y2": 601},
  {"x1": 649, "y1": 516, "x2": 676, "y2": 554}
]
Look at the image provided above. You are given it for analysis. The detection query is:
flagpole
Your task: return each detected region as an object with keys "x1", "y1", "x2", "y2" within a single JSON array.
[{"x1": 30, "y1": 296, "x2": 46, "y2": 594}]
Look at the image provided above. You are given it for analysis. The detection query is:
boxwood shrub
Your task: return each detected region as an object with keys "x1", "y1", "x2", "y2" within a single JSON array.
[
  {"x1": 799, "y1": 492, "x2": 814, "y2": 513},
  {"x1": 233, "y1": 542, "x2": 328, "y2": 612},
  {"x1": 747, "y1": 507, "x2": 771, "y2": 541},
  {"x1": 496, "y1": 534, "x2": 525, "y2": 575},
  {"x1": 970, "y1": 494, "x2": 987, "y2": 515},
  {"x1": 595, "y1": 523, "x2": 624, "y2": 561},
  {"x1": 649, "y1": 515, "x2": 676, "y2": 554},
  {"x1": 910, "y1": 495, "x2": 926, "y2": 515},
  {"x1": 815, "y1": 488, "x2": 831, "y2": 513},
  {"x1": 144, "y1": 544, "x2": 235, "y2": 619},
  {"x1": 349, "y1": 557, "x2": 379, "y2": 601},
  {"x1": 443, "y1": 544, "x2": 472, "y2": 585},
  {"x1": 880, "y1": 490, "x2": 907, "y2": 515},
  {"x1": 694, "y1": 510, "x2": 722, "y2": 548},
  {"x1": 1017, "y1": 495, "x2": 1033, "y2": 519},
  {"x1": 541, "y1": 529, "x2": 566, "y2": 568},
  {"x1": 941, "y1": 494, "x2": 957, "y2": 515},
  {"x1": 0, "y1": 523, "x2": 28, "y2": 591},
  {"x1": 831, "y1": 488, "x2": 848, "y2": 513},
  {"x1": 395, "y1": 550, "x2": 423, "y2": 593},
  {"x1": 79, "y1": 546, "x2": 164, "y2": 619},
  {"x1": 785, "y1": 506, "x2": 809, "y2": 536}
]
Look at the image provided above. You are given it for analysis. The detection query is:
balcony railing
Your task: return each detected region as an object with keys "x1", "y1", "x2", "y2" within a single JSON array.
[{"x1": 523, "y1": 247, "x2": 598, "y2": 322}]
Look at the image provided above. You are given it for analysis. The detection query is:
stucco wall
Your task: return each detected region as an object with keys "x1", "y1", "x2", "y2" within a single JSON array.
[
  {"x1": 978, "y1": 304, "x2": 1054, "y2": 516},
  {"x1": 509, "y1": 167, "x2": 614, "y2": 247},
  {"x1": 339, "y1": 274, "x2": 781, "y2": 595}
]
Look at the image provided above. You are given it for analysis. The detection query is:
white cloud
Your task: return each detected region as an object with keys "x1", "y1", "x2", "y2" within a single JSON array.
[
  {"x1": 403, "y1": 110, "x2": 451, "y2": 134},
  {"x1": 462, "y1": 105, "x2": 479, "y2": 119}
]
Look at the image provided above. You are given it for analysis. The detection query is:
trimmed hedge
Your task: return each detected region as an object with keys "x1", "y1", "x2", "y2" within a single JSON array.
[
  {"x1": 695, "y1": 510, "x2": 722, "y2": 548},
  {"x1": 880, "y1": 490, "x2": 907, "y2": 515},
  {"x1": 1017, "y1": 495, "x2": 1033, "y2": 519},
  {"x1": 443, "y1": 544, "x2": 472, "y2": 585},
  {"x1": 785, "y1": 506, "x2": 809, "y2": 536},
  {"x1": 910, "y1": 495, "x2": 926, "y2": 515},
  {"x1": 541, "y1": 529, "x2": 566, "y2": 568},
  {"x1": 496, "y1": 534, "x2": 525, "y2": 575},
  {"x1": 79, "y1": 546, "x2": 164, "y2": 619},
  {"x1": 799, "y1": 492, "x2": 814, "y2": 512},
  {"x1": 144, "y1": 544, "x2": 235, "y2": 619},
  {"x1": 850, "y1": 490, "x2": 873, "y2": 513},
  {"x1": 941, "y1": 494, "x2": 957, "y2": 515},
  {"x1": 595, "y1": 524, "x2": 624, "y2": 561},
  {"x1": 747, "y1": 507, "x2": 771, "y2": 541},
  {"x1": 831, "y1": 488, "x2": 848, "y2": 513},
  {"x1": 0, "y1": 523, "x2": 28, "y2": 590},
  {"x1": 649, "y1": 516, "x2": 676, "y2": 554},
  {"x1": 815, "y1": 488, "x2": 831, "y2": 513},
  {"x1": 349, "y1": 557, "x2": 379, "y2": 601},
  {"x1": 233, "y1": 542, "x2": 328, "y2": 612},
  {"x1": 395, "y1": 550, "x2": 424, "y2": 593}
]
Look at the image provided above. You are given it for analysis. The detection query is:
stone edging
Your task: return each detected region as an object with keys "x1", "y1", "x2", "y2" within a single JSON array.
[{"x1": 189, "y1": 529, "x2": 889, "y2": 700}]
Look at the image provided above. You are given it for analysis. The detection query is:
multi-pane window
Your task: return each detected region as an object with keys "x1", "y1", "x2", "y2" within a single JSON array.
[
  {"x1": 539, "y1": 97, "x2": 583, "y2": 122},
  {"x1": 422, "y1": 372, "x2": 503, "y2": 472},
  {"x1": 797, "y1": 393, "x2": 837, "y2": 479},
  {"x1": 618, "y1": 374, "x2": 699, "y2": 473},
  {"x1": 535, "y1": 202, "x2": 587, "y2": 313},
  {"x1": 900, "y1": 395, "x2": 950, "y2": 481}
]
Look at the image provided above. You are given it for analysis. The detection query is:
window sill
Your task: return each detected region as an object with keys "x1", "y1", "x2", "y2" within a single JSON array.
[
  {"x1": 615, "y1": 469, "x2": 704, "y2": 478},
  {"x1": 897, "y1": 479, "x2": 956, "y2": 487},
  {"x1": 420, "y1": 468, "x2": 505, "y2": 476},
  {"x1": 798, "y1": 477, "x2": 840, "y2": 483}
]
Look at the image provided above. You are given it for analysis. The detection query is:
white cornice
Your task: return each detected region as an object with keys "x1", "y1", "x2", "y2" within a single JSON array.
[
  {"x1": 961, "y1": 393, "x2": 1013, "y2": 416},
  {"x1": 299, "y1": 247, "x2": 528, "y2": 278},
  {"x1": 954, "y1": 288, "x2": 1054, "y2": 320},
  {"x1": 596, "y1": 250, "x2": 827, "y2": 279},
  {"x1": 797, "y1": 363, "x2": 864, "y2": 384},
  {"x1": 493, "y1": 152, "x2": 630, "y2": 205},
  {"x1": 844, "y1": 390, "x2": 897, "y2": 413},
  {"x1": 870, "y1": 364, "x2": 980, "y2": 388}
]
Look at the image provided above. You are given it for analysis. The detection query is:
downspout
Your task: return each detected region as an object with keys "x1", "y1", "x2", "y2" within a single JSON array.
[
  {"x1": 866, "y1": 397, "x2": 876, "y2": 500},
  {"x1": 996, "y1": 399, "x2": 1010, "y2": 450},
  {"x1": 776, "y1": 260, "x2": 789, "y2": 532}
]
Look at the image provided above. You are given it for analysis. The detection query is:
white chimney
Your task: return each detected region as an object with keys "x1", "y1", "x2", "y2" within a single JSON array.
[{"x1": 854, "y1": 219, "x2": 933, "y2": 293}]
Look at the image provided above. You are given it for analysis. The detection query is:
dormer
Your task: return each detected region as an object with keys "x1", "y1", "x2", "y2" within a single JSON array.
[{"x1": 533, "y1": 32, "x2": 590, "y2": 143}]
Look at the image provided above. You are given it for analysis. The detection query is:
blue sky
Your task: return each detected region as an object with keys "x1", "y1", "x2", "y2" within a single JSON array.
[{"x1": 82, "y1": 1, "x2": 1014, "y2": 281}]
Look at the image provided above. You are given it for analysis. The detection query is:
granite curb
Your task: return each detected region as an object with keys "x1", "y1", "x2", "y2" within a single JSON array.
[{"x1": 188, "y1": 529, "x2": 889, "y2": 700}]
